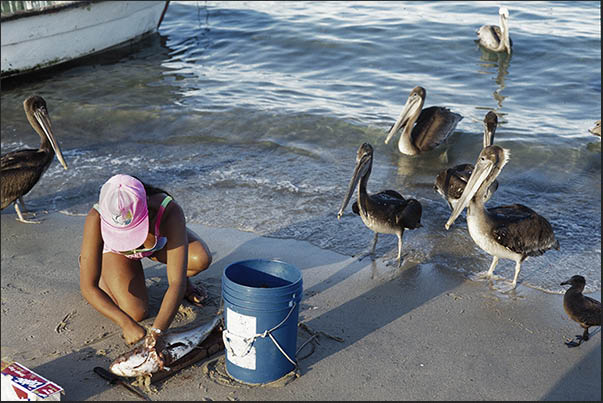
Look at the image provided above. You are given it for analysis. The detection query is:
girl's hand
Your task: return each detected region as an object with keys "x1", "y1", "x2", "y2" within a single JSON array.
[{"x1": 122, "y1": 321, "x2": 146, "y2": 345}]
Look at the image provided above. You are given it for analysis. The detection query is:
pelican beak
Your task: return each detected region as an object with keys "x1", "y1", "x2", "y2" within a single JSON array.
[
  {"x1": 444, "y1": 152, "x2": 493, "y2": 230},
  {"x1": 337, "y1": 149, "x2": 371, "y2": 220},
  {"x1": 483, "y1": 118, "x2": 497, "y2": 148},
  {"x1": 385, "y1": 95, "x2": 419, "y2": 144},
  {"x1": 34, "y1": 109, "x2": 68, "y2": 170}
]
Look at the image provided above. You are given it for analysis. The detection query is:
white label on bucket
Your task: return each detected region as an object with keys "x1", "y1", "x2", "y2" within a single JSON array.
[{"x1": 225, "y1": 308, "x2": 257, "y2": 370}]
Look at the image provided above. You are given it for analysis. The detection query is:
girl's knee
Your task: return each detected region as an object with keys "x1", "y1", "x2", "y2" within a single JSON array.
[
  {"x1": 123, "y1": 304, "x2": 148, "y2": 322},
  {"x1": 188, "y1": 241, "x2": 212, "y2": 275}
]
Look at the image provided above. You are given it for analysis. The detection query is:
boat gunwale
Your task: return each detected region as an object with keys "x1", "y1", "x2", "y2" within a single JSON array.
[
  {"x1": 1, "y1": 0, "x2": 169, "y2": 79},
  {"x1": 0, "y1": 0, "x2": 103, "y2": 22}
]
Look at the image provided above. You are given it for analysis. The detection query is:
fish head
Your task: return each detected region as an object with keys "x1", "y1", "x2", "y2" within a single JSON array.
[
  {"x1": 109, "y1": 337, "x2": 165, "y2": 377},
  {"x1": 109, "y1": 346, "x2": 164, "y2": 378}
]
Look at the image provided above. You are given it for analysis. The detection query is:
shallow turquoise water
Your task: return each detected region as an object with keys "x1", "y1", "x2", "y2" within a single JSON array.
[{"x1": 1, "y1": 1, "x2": 600, "y2": 293}]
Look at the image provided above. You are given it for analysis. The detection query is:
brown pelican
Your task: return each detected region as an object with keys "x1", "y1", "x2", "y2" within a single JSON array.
[
  {"x1": 434, "y1": 111, "x2": 499, "y2": 211},
  {"x1": 477, "y1": 7, "x2": 513, "y2": 54},
  {"x1": 589, "y1": 120, "x2": 601, "y2": 137},
  {"x1": 560, "y1": 275, "x2": 601, "y2": 347},
  {"x1": 384, "y1": 86, "x2": 463, "y2": 156},
  {"x1": 444, "y1": 145, "x2": 559, "y2": 290},
  {"x1": 1, "y1": 95, "x2": 68, "y2": 223},
  {"x1": 337, "y1": 143, "x2": 422, "y2": 267}
]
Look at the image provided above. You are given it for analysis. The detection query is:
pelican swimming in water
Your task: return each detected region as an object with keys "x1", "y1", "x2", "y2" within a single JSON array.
[
  {"x1": 384, "y1": 86, "x2": 463, "y2": 156},
  {"x1": 337, "y1": 143, "x2": 422, "y2": 267},
  {"x1": 589, "y1": 120, "x2": 601, "y2": 137},
  {"x1": 1, "y1": 95, "x2": 68, "y2": 223},
  {"x1": 560, "y1": 275, "x2": 601, "y2": 347},
  {"x1": 444, "y1": 145, "x2": 559, "y2": 290},
  {"x1": 434, "y1": 111, "x2": 499, "y2": 211},
  {"x1": 477, "y1": 6, "x2": 513, "y2": 54}
]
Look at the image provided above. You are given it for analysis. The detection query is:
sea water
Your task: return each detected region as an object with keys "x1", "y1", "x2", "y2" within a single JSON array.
[{"x1": 1, "y1": 1, "x2": 600, "y2": 293}]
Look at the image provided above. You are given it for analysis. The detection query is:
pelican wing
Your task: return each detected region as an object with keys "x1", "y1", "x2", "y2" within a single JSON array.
[
  {"x1": 412, "y1": 107, "x2": 462, "y2": 152},
  {"x1": 477, "y1": 25, "x2": 513, "y2": 49},
  {"x1": 395, "y1": 198, "x2": 422, "y2": 229},
  {"x1": 361, "y1": 192, "x2": 421, "y2": 230},
  {"x1": 478, "y1": 25, "x2": 502, "y2": 48},
  {"x1": 489, "y1": 204, "x2": 559, "y2": 257},
  {"x1": 1, "y1": 163, "x2": 45, "y2": 209},
  {"x1": 352, "y1": 190, "x2": 405, "y2": 215},
  {"x1": 435, "y1": 163, "x2": 474, "y2": 200},
  {"x1": 1, "y1": 149, "x2": 48, "y2": 170}
]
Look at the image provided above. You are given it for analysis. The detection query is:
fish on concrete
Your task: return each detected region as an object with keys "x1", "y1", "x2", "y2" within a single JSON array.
[{"x1": 109, "y1": 314, "x2": 222, "y2": 377}]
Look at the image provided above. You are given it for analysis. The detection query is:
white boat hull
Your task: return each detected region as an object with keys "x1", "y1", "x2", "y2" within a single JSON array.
[{"x1": 1, "y1": 1, "x2": 168, "y2": 77}]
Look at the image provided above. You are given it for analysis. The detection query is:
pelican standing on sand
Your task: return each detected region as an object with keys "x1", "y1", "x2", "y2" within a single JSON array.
[
  {"x1": 560, "y1": 275, "x2": 601, "y2": 347},
  {"x1": 1, "y1": 95, "x2": 68, "y2": 223},
  {"x1": 337, "y1": 143, "x2": 422, "y2": 267},
  {"x1": 384, "y1": 86, "x2": 463, "y2": 156},
  {"x1": 444, "y1": 145, "x2": 559, "y2": 290},
  {"x1": 477, "y1": 6, "x2": 513, "y2": 54},
  {"x1": 434, "y1": 111, "x2": 499, "y2": 211}
]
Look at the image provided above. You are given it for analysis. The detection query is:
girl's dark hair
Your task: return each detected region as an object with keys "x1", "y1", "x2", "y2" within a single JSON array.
[
  {"x1": 131, "y1": 175, "x2": 172, "y2": 198},
  {"x1": 130, "y1": 175, "x2": 173, "y2": 222}
]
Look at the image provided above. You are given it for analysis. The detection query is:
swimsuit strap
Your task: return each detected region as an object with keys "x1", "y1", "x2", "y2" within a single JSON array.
[{"x1": 154, "y1": 196, "x2": 173, "y2": 236}]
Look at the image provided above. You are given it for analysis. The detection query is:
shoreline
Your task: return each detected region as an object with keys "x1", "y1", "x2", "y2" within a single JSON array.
[{"x1": 1, "y1": 211, "x2": 600, "y2": 401}]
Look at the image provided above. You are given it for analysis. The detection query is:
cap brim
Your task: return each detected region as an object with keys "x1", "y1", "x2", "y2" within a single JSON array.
[{"x1": 100, "y1": 215, "x2": 149, "y2": 252}]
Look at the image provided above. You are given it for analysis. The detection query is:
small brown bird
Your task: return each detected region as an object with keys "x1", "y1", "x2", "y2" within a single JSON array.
[{"x1": 560, "y1": 275, "x2": 601, "y2": 347}]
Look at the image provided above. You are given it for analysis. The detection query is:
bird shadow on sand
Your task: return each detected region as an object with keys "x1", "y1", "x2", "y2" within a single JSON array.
[
  {"x1": 541, "y1": 341, "x2": 601, "y2": 401},
  {"x1": 189, "y1": 212, "x2": 466, "y2": 380}
]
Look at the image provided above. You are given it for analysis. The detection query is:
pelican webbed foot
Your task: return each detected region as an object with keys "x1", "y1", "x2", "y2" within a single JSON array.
[
  {"x1": 353, "y1": 251, "x2": 376, "y2": 262},
  {"x1": 14, "y1": 203, "x2": 43, "y2": 224}
]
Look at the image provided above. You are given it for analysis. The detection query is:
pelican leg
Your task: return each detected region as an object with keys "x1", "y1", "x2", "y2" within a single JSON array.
[
  {"x1": 19, "y1": 196, "x2": 48, "y2": 216},
  {"x1": 396, "y1": 233, "x2": 404, "y2": 268},
  {"x1": 486, "y1": 256, "x2": 499, "y2": 279},
  {"x1": 356, "y1": 233, "x2": 378, "y2": 262},
  {"x1": 510, "y1": 261, "x2": 522, "y2": 289},
  {"x1": 18, "y1": 197, "x2": 30, "y2": 214},
  {"x1": 14, "y1": 202, "x2": 42, "y2": 224},
  {"x1": 370, "y1": 232, "x2": 378, "y2": 257}
]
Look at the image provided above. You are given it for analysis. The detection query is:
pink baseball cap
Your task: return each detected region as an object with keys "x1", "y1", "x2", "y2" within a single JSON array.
[{"x1": 98, "y1": 174, "x2": 149, "y2": 252}]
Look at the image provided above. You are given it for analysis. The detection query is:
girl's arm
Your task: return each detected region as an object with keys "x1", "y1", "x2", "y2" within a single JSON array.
[
  {"x1": 151, "y1": 201, "x2": 188, "y2": 332},
  {"x1": 79, "y1": 208, "x2": 145, "y2": 344}
]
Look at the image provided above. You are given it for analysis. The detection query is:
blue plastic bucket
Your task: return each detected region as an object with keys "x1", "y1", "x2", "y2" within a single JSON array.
[{"x1": 222, "y1": 259, "x2": 303, "y2": 385}]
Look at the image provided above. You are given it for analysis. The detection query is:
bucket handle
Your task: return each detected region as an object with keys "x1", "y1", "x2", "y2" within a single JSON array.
[{"x1": 223, "y1": 301, "x2": 298, "y2": 368}]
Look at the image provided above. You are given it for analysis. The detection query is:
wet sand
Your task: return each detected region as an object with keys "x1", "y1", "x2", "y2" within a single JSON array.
[{"x1": 1, "y1": 211, "x2": 600, "y2": 401}]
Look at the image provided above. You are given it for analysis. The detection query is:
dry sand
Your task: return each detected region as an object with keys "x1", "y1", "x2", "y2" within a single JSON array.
[{"x1": 1, "y1": 211, "x2": 600, "y2": 401}]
